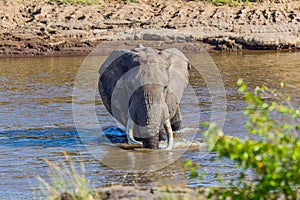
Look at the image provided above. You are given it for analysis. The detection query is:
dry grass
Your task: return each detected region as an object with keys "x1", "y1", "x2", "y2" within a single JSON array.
[{"x1": 37, "y1": 152, "x2": 97, "y2": 200}]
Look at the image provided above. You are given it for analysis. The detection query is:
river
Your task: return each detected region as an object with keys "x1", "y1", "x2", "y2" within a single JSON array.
[{"x1": 0, "y1": 51, "x2": 299, "y2": 199}]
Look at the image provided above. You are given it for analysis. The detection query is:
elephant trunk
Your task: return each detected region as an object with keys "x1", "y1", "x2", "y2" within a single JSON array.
[
  {"x1": 129, "y1": 84, "x2": 169, "y2": 149},
  {"x1": 135, "y1": 102, "x2": 167, "y2": 149}
]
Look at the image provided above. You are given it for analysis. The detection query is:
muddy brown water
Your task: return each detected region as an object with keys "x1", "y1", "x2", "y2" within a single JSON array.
[{"x1": 0, "y1": 51, "x2": 299, "y2": 199}]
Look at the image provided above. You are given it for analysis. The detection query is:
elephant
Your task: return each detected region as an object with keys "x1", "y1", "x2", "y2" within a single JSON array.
[{"x1": 98, "y1": 44, "x2": 190, "y2": 149}]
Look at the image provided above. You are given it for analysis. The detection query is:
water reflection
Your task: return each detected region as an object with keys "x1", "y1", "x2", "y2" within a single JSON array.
[{"x1": 0, "y1": 57, "x2": 83, "y2": 131}]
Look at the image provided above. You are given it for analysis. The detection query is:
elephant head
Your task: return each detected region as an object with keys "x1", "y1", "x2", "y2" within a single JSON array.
[{"x1": 98, "y1": 44, "x2": 190, "y2": 149}]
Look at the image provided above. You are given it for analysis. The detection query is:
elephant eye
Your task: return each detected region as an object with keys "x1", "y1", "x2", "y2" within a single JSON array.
[
  {"x1": 164, "y1": 85, "x2": 168, "y2": 90},
  {"x1": 187, "y1": 63, "x2": 191, "y2": 70}
]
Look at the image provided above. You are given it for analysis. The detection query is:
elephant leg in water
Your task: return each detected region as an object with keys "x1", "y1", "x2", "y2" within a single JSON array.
[{"x1": 126, "y1": 116, "x2": 174, "y2": 150}]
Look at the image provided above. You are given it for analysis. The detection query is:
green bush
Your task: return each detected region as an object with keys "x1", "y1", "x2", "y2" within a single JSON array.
[{"x1": 190, "y1": 79, "x2": 300, "y2": 199}]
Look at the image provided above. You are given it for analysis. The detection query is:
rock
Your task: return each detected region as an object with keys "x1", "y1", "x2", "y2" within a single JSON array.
[
  {"x1": 87, "y1": 185, "x2": 209, "y2": 200},
  {"x1": 132, "y1": 29, "x2": 194, "y2": 42},
  {"x1": 236, "y1": 32, "x2": 300, "y2": 49}
]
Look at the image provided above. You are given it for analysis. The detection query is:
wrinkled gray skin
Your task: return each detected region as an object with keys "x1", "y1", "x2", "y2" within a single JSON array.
[{"x1": 98, "y1": 44, "x2": 190, "y2": 149}]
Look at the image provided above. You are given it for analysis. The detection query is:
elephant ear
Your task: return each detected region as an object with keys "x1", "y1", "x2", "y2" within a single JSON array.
[
  {"x1": 163, "y1": 48, "x2": 191, "y2": 71},
  {"x1": 98, "y1": 50, "x2": 140, "y2": 122},
  {"x1": 162, "y1": 48, "x2": 190, "y2": 101}
]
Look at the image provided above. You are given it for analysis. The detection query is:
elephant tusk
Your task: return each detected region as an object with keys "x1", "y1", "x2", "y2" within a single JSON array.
[
  {"x1": 126, "y1": 116, "x2": 142, "y2": 145},
  {"x1": 164, "y1": 119, "x2": 174, "y2": 150}
]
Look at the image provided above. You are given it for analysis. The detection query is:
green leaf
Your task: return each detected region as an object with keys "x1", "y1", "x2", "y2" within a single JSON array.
[
  {"x1": 238, "y1": 84, "x2": 247, "y2": 93},
  {"x1": 184, "y1": 160, "x2": 192, "y2": 170},
  {"x1": 189, "y1": 168, "x2": 198, "y2": 179},
  {"x1": 237, "y1": 78, "x2": 244, "y2": 86},
  {"x1": 200, "y1": 122, "x2": 210, "y2": 128}
]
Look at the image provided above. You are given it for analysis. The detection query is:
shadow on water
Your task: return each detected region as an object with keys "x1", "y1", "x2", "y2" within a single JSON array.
[
  {"x1": 0, "y1": 128, "x2": 79, "y2": 148},
  {"x1": 0, "y1": 126, "x2": 128, "y2": 148}
]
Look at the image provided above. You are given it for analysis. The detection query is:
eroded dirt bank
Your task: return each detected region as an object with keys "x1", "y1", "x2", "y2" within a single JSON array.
[
  {"x1": 0, "y1": 0, "x2": 300, "y2": 57},
  {"x1": 58, "y1": 185, "x2": 289, "y2": 200}
]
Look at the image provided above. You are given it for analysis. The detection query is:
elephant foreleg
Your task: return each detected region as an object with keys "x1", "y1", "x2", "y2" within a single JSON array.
[
  {"x1": 164, "y1": 119, "x2": 174, "y2": 150},
  {"x1": 171, "y1": 107, "x2": 182, "y2": 131},
  {"x1": 126, "y1": 116, "x2": 142, "y2": 145}
]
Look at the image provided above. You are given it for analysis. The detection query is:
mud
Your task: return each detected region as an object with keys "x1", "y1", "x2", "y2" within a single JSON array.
[{"x1": 0, "y1": 0, "x2": 299, "y2": 56}]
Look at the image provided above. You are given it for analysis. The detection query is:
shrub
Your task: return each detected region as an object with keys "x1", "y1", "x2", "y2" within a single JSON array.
[{"x1": 190, "y1": 79, "x2": 300, "y2": 199}]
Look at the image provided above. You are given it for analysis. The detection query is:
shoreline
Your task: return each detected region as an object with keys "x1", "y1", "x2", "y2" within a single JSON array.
[
  {"x1": 0, "y1": 42, "x2": 298, "y2": 59},
  {"x1": 0, "y1": 0, "x2": 300, "y2": 57},
  {"x1": 58, "y1": 185, "x2": 288, "y2": 200}
]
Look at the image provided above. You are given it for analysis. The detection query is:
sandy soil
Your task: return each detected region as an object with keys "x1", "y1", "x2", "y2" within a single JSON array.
[{"x1": 0, "y1": 0, "x2": 299, "y2": 57}]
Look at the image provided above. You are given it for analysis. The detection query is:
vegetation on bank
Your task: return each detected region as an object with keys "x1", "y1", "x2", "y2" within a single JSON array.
[
  {"x1": 188, "y1": 79, "x2": 300, "y2": 199},
  {"x1": 37, "y1": 152, "x2": 98, "y2": 200}
]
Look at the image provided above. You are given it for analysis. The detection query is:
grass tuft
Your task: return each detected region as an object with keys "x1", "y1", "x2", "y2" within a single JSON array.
[{"x1": 37, "y1": 152, "x2": 96, "y2": 200}]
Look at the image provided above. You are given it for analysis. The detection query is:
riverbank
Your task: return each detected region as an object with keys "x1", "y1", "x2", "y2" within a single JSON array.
[
  {"x1": 0, "y1": 0, "x2": 300, "y2": 57},
  {"x1": 81, "y1": 185, "x2": 209, "y2": 200},
  {"x1": 58, "y1": 185, "x2": 289, "y2": 200}
]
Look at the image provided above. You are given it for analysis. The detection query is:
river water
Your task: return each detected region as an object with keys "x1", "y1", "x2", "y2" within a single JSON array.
[{"x1": 0, "y1": 51, "x2": 299, "y2": 199}]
